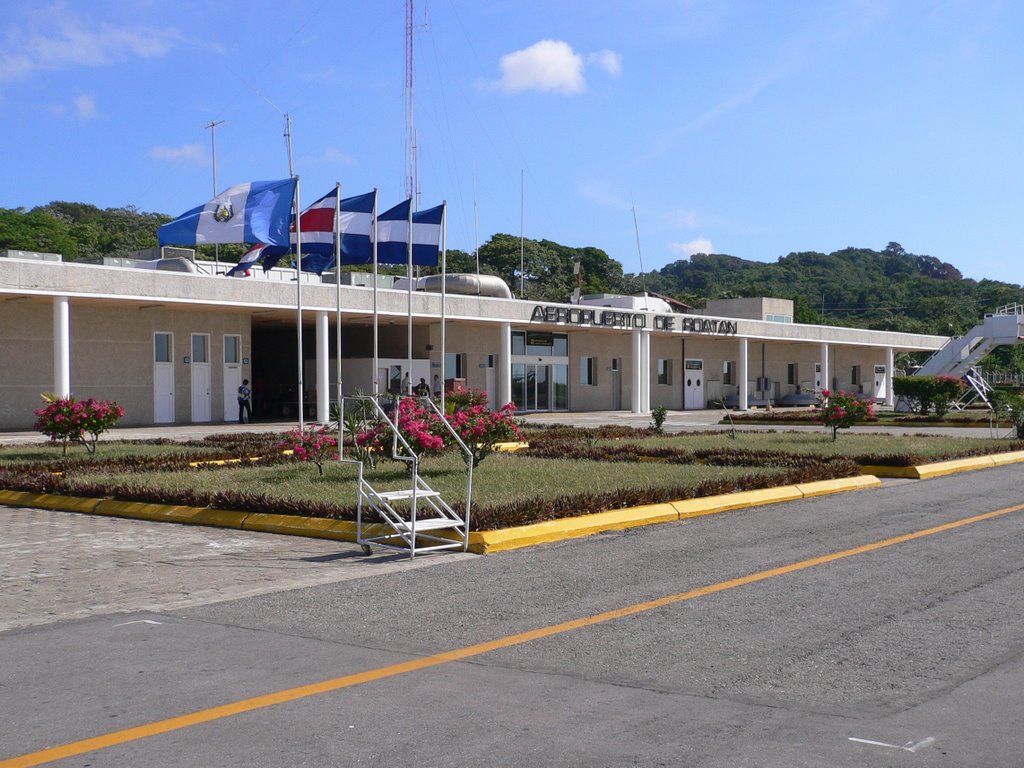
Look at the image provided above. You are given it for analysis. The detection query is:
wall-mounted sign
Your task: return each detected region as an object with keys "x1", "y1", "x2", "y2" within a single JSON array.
[
  {"x1": 530, "y1": 305, "x2": 737, "y2": 336},
  {"x1": 183, "y1": 356, "x2": 190, "y2": 365}
]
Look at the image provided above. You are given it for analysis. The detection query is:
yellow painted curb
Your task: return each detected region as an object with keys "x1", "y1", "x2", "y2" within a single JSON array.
[
  {"x1": 914, "y1": 456, "x2": 997, "y2": 479},
  {"x1": 466, "y1": 502, "x2": 681, "y2": 554},
  {"x1": 493, "y1": 441, "x2": 530, "y2": 452},
  {"x1": 239, "y1": 514, "x2": 401, "y2": 542},
  {"x1": 93, "y1": 500, "x2": 248, "y2": 528},
  {"x1": 674, "y1": 486, "x2": 804, "y2": 519},
  {"x1": 990, "y1": 450, "x2": 1024, "y2": 467},
  {"x1": 0, "y1": 490, "x2": 102, "y2": 513},
  {"x1": 860, "y1": 465, "x2": 920, "y2": 478},
  {"x1": 796, "y1": 476, "x2": 881, "y2": 497}
]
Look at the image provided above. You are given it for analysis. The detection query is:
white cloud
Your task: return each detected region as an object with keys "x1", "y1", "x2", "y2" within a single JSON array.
[
  {"x1": 589, "y1": 49, "x2": 622, "y2": 78},
  {"x1": 149, "y1": 143, "x2": 205, "y2": 165},
  {"x1": 0, "y1": 4, "x2": 175, "y2": 83},
  {"x1": 670, "y1": 237, "x2": 714, "y2": 257},
  {"x1": 493, "y1": 40, "x2": 585, "y2": 94},
  {"x1": 74, "y1": 94, "x2": 97, "y2": 119}
]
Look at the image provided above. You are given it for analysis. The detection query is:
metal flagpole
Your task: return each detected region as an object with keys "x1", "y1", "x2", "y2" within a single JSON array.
[
  {"x1": 283, "y1": 112, "x2": 304, "y2": 429},
  {"x1": 372, "y1": 190, "x2": 379, "y2": 396},
  {"x1": 406, "y1": 197, "x2": 413, "y2": 396},
  {"x1": 440, "y1": 201, "x2": 447, "y2": 413},
  {"x1": 206, "y1": 120, "x2": 224, "y2": 272},
  {"x1": 519, "y1": 169, "x2": 525, "y2": 298},
  {"x1": 294, "y1": 175, "x2": 304, "y2": 429},
  {"x1": 334, "y1": 182, "x2": 342, "y2": 449}
]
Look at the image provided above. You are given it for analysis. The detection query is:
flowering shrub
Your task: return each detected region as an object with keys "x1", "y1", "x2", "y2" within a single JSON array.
[
  {"x1": 356, "y1": 397, "x2": 447, "y2": 460},
  {"x1": 33, "y1": 394, "x2": 125, "y2": 455},
  {"x1": 441, "y1": 387, "x2": 489, "y2": 415},
  {"x1": 816, "y1": 389, "x2": 874, "y2": 440},
  {"x1": 277, "y1": 426, "x2": 338, "y2": 477},
  {"x1": 448, "y1": 401, "x2": 522, "y2": 467}
]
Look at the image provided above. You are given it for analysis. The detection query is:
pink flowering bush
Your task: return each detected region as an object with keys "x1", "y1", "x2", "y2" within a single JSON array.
[
  {"x1": 816, "y1": 389, "x2": 873, "y2": 441},
  {"x1": 33, "y1": 394, "x2": 126, "y2": 455},
  {"x1": 277, "y1": 426, "x2": 338, "y2": 477},
  {"x1": 447, "y1": 400, "x2": 522, "y2": 467},
  {"x1": 356, "y1": 398, "x2": 447, "y2": 461},
  {"x1": 355, "y1": 394, "x2": 521, "y2": 468}
]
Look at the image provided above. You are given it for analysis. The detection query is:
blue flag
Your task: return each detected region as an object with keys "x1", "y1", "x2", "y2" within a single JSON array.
[
  {"x1": 375, "y1": 199, "x2": 443, "y2": 266},
  {"x1": 158, "y1": 178, "x2": 296, "y2": 247}
]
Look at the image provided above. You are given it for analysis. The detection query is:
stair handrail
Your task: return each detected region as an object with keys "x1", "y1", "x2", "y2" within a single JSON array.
[{"x1": 406, "y1": 395, "x2": 474, "y2": 540}]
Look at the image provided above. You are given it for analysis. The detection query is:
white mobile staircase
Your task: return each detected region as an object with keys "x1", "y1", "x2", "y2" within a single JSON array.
[
  {"x1": 915, "y1": 304, "x2": 1024, "y2": 378},
  {"x1": 338, "y1": 395, "x2": 473, "y2": 558}
]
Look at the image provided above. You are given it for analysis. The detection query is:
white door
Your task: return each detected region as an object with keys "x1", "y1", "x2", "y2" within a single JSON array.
[
  {"x1": 223, "y1": 335, "x2": 242, "y2": 421},
  {"x1": 684, "y1": 359, "x2": 705, "y2": 409},
  {"x1": 873, "y1": 364, "x2": 888, "y2": 401},
  {"x1": 190, "y1": 333, "x2": 212, "y2": 423},
  {"x1": 153, "y1": 332, "x2": 174, "y2": 423},
  {"x1": 814, "y1": 362, "x2": 823, "y2": 392}
]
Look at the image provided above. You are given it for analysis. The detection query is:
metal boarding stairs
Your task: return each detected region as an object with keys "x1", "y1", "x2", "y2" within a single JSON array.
[
  {"x1": 908, "y1": 304, "x2": 1024, "y2": 412},
  {"x1": 338, "y1": 395, "x2": 473, "y2": 558},
  {"x1": 915, "y1": 304, "x2": 1024, "y2": 379}
]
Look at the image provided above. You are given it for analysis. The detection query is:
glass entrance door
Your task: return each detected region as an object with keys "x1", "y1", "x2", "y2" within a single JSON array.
[{"x1": 513, "y1": 363, "x2": 553, "y2": 411}]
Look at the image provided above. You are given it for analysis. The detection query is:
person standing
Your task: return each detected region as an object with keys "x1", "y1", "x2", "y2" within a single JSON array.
[
  {"x1": 433, "y1": 374, "x2": 442, "y2": 398},
  {"x1": 400, "y1": 372, "x2": 411, "y2": 395},
  {"x1": 237, "y1": 379, "x2": 253, "y2": 423}
]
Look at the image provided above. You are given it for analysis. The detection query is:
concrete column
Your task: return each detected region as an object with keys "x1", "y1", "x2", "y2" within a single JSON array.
[
  {"x1": 53, "y1": 296, "x2": 70, "y2": 397},
  {"x1": 885, "y1": 346, "x2": 895, "y2": 407},
  {"x1": 630, "y1": 330, "x2": 641, "y2": 413},
  {"x1": 738, "y1": 336, "x2": 749, "y2": 411},
  {"x1": 820, "y1": 342, "x2": 830, "y2": 393},
  {"x1": 499, "y1": 322, "x2": 512, "y2": 407},
  {"x1": 641, "y1": 329, "x2": 651, "y2": 413},
  {"x1": 316, "y1": 310, "x2": 329, "y2": 423}
]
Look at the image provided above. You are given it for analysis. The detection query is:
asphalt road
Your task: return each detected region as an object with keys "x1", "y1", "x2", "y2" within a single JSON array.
[{"x1": 2, "y1": 466, "x2": 1024, "y2": 767}]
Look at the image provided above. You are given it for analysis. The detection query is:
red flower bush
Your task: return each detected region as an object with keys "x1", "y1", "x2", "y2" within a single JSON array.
[
  {"x1": 277, "y1": 426, "x2": 338, "y2": 477},
  {"x1": 447, "y1": 401, "x2": 522, "y2": 467},
  {"x1": 816, "y1": 389, "x2": 873, "y2": 441},
  {"x1": 33, "y1": 394, "x2": 125, "y2": 455}
]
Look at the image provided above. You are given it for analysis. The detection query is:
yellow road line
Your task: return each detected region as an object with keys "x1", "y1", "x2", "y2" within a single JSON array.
[{"x1": 4, "y1": 501, "x2": 1023, "y2": 768}]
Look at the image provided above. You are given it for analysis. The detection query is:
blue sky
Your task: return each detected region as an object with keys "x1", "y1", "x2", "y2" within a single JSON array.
[{"x1": 1, "y1": 0, "x2": 1022, "y2": 283}]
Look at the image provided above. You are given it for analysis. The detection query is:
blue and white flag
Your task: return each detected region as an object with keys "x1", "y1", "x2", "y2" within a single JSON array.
[
  {"x1": 411, "y1": 203, "x2": 444, "y2": 267},
  {"x1": 158, "y1": 178, "x2": 296, "y2": 247},
  {"x1": 337, "y1": 190, "x2": 375, "y2": 265},
  {"x1": 226, "y1": 243, "x2": 273, "y2": 277},
  {"x1": 375, "y1": 199, "x2": 443, "y2": 266},
  {"x1": 375, "y1": 198, "x2": 412, "y2": 265}
]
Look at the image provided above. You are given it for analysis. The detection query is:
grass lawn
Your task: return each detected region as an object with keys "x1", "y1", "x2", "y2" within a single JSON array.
[
  {"x1": 592, "y1": 431, "x2": 1021, "y2": 458},
  {"x1": 68, "y1": 451, "x2": 778, "y2": 510}
]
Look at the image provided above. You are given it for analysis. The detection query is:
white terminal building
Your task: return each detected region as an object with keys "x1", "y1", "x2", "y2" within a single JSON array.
[{"x1": 0, "y1": 248, "x2": 949, "y2": 430}]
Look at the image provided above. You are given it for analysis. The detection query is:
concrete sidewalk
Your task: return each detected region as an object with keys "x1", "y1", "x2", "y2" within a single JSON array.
[{"x1": 0, "y1": 409, "x2": 1015, "y2": 446}]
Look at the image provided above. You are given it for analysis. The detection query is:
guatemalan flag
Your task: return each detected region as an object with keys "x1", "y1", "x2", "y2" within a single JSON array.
[
  {"x1": 375, "y1": 199, "x2": 444, "y2": 267},
  {"x1": 158, "y1": 179, "x2": 296, "y2": 247}
]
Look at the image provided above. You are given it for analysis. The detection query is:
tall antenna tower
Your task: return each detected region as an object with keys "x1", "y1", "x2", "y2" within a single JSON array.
[{"x1": 405, "y1": 0, "x2": 416, "y2": 207}]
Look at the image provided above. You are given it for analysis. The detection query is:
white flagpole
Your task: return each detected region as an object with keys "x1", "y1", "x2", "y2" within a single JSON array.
[
  {"x1": 406, "y1": 197, "x2": 413, "y2": 396},
  {"x1": 440, "y1": 201, "x2": 447, "y2": 413},
  {"x1": 334, "y1": 182, "x2": 342, "y2": 450},
  {"x1": 372, "y1": 190, "x2": 379, "y2": 397},
  {"x1": 295, "y1": 175, "x2": 304, "y2": 430}
]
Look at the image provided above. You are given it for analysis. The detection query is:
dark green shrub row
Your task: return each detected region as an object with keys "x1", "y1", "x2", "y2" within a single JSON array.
[
  {"x1": 468, "y1": 461, "x2": 858, "y2": 530},
  {"x1": 523, "y1": 442, "x2": 859, "y2": 470},
  {"x1": 851, "y1": 440, "x2": 1024, "y2": 467},
  {"x1": 893, "y1": 376, "x2": 968, "y2": 416}
]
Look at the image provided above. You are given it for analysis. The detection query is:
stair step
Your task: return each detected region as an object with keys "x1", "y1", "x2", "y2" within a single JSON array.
[
  {"x1": 377, "y1": 488, "x2": 441, "y2": 501},
  {"x1": 393, "y1": 517, "x2": 464, "y2": 532}
]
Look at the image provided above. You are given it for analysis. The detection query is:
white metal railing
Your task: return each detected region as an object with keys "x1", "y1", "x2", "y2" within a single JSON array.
[{"x1": 339, "y1": 394, "x2": 470, "y2": 557}]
